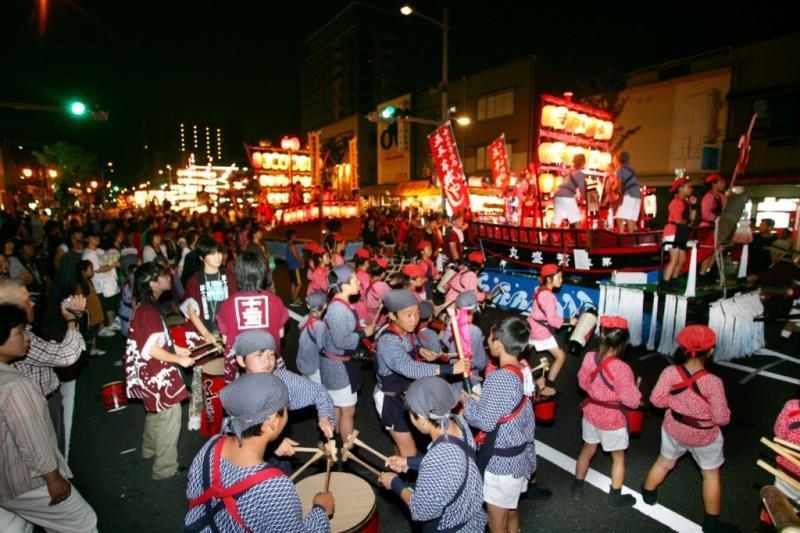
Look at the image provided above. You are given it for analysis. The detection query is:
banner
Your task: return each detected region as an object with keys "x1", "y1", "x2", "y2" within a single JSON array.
[
  {"x1": 488, "y1": 134, "x2": 509, "y2": 187},
  {"x1": 428, "y1": 122, "x2": 470, "y2": 215}
]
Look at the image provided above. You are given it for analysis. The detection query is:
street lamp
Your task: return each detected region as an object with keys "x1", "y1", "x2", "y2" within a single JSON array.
[
  {"x1": 400, "y1": 4, "x2": 449, "y2": 125},
  {"x1": 48, "y1": 169, "x2": 58, "y2": 179},
  {"x1": 90, "y1": 180, "x2": 98, "y2": 189},
  {"x1": 455, "y1": 115, "x2": 471, "y2": 126},
  {"x1": 22, "y1": 168, "x2": 33, "y2": 178}
]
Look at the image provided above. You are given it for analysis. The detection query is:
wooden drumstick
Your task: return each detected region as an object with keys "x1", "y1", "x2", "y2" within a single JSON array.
[
  {"x1": 289, "y1": 450, "x2": 324, "y2": 481},
  {"x1": 342, "y1": 447, "x2": 382, "y2": 477},
  {"x1": 435, "y1": 298, "x2": 457, "y2": 315},
  {"x1": 324, "y1": 457, "x2": 333, "y2": 492},
  {"x1": 636, "y1": 376, "x2": 642, "y2": 389},
  {"x1": 190, "y1": 340, "x2": 217, "y2": 353},
  {"x1": 369, "y1": 303, "x2": 384, "y2": 328},
  {"x1": 758, "y1": 459, "x2": 800, "y2": 493},
  {"x1": 775, "y1": 438, "x2": 800, "y2": 456},
  {"x1": 353, "y1": 437, "x2": 389, "y2": 463},
  {"x1": 762, "y1": 438, "x2": 800, "y2": 467},
  {"x1": 293, "y1": 447, "x2": 323, "y2": 454},
  {"x1": 191, "y1": 346, "x2": 222, "y2": 361}
]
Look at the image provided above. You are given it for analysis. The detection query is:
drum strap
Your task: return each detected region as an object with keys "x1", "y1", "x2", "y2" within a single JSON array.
[
  {"x1": 475, "y1": 366, "x2": 527, "y2": 445},
  {"x1": 589, "y1": 355, "x2": 618, "y2": 391},
  {"x1": 187, "y1": 436, "x2": 284, "y2": 533}
]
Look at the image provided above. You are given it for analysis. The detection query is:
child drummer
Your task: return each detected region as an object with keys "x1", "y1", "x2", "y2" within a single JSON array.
[
  {"x1": 374, "y1": 289, "x2": 470, "y2": 457},
  {"x1": 416, "y1": 239, "x2": 441, "y2": 301},
  {"x1": 444, "y1": 251, "x2": 489, "y2": 307},
  {"x1": 463, "y1": 316, "x2": 536, "y2": 533},
  {"x1": 297, "y1": 290, "x2": 327, "y2": 383},
  {"x1": 184, "y1": 373, "x2": 334, "y2": 532},
  {"x1": 574, "y1": 316, "x2": 641, "y2": 507},
  {"x1": 442, "y1": 291, "x2": 488, "y2": 391},
  {"x1": 641, "y1": 325, "x2": 732, "y2": 532},
  {"x1": 378, "y1": 376, "x2": 487, "y2": 531},
  {"x1": 234, "y1": 329, "x2": 335, "y2": 441},
  {"x1": 773, "y1": 398, "x2": 800, "y2": 505},
  {"x1": 416, "y1": 301, "x2": 442, "y2": 354}
]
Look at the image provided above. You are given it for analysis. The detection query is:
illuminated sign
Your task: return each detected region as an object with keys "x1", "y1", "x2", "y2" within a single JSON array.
[{"x1": 249, "y1": 148, "x2": 311, "y2": 174}]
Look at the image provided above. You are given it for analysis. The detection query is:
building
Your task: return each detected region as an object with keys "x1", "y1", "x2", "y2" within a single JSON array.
[
  {"x1": 178, "y1": 122, "x2": 225, "y2": 164},
  {"x1": 317, "y1": 113, "x2": 377, "y2": 188},
  {"x1": 302, "y1": 2, "x2": 428, "y2": 132}
]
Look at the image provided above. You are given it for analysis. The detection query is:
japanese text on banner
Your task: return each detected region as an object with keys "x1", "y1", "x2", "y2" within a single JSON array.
[
  {"x1": 427, "y1": 122, "x2": 470, "y2": 215},
  {"x1": 488, "y1": 134, "x2": 509, "y2": 188}
]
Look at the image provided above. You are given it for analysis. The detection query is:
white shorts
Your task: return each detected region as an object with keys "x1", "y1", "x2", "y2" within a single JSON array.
[
  {"x1": 775, "y1": 476, "x2": 800, "y2": 505},
  {"x1": 582, "y1": 418, "x2": 629, "y2": 452},
  {"x1": 483, "y1": 471, "x2": 528, "y2": 509},
  {"x1": 552, "y1": 197, "x2": 582, "y2": 225},
  {"x1": 616, "y1": 195, "x2": 642, "y2": 221},
  {"x1": 529, "y1": 336, "x2": 558, "y2": 352},
  {"x1": 307, "y1": 370, "x2": 321, "y2": 384},
  {"x1": 328, "y1": 385, "x2": 357, "y2": 408},
  {"x1": 659, "y1": 427, "x2": 724, "y2": 470}
]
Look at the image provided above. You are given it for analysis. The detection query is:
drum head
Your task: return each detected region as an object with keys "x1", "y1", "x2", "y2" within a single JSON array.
[
  {"x1": 201, "y1": 358, "x2": 225, "y2": 376},
  {"x1": 296, "y1": 472, "x2": 376, "y2": 533}
]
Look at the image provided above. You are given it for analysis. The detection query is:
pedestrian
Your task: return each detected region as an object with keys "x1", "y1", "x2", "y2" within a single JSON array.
[
  {"x1": 297, "y1": 291, "x2": 328, "y2": 383},
  {"x1": 0, "y1": 304, "x2": 98, "y2": 533},
  {"x1": 373, "y1": 289, "x2": 467, "y2": 457},
  {"x1": 285, "y1": 229, "x2": 304, "y2": 304},
  {"x1": 233, "y1": 330, "x2": 335, "y2": 440},
  {"x1": 641, "y1": 325, "x2": 732, "y2": 532},
  {"x1": 613, "y1": 151, "x2": 642, "y2": 233},
  {"x1": 526, "y1": 263, "x2": 576, "y2": 397},
  {"x1": 75, "y1": 260, "x2": 104, "y2": 358},
  {"x1": 321, "y1": 264, "x2": 376, "y2": 445},
  {"x1": 142, "y1": 231, "x2": 168, "y2": 264},
  {"x1": 305, "y1": 242, "x2": 330, "y2": 296},
  {"x1": 378, "y1": 376, "x2": 487, "y2": 531},
  {"x1": 552, "y1": 153, "x2": 587, "y2": 228},
  {"x1": 573, "y1": 316, "x2": 641, "y2": 507},
  {"x1": 183, "y1": 373, "x2": 333, "y2": 532},
  {"x1": 662, "y1": 177, "x2": 694, "y2": 291},
  {"x1": 463, "y1": 316, "x2": 536, "y2": 533},
  {"x1": 216, "y1": 250, "x2": 288, "y2": 384},
  {"x1": 445, "y1": 212, "x2": 466, "y2": 263},
  {"x1": 125, "y1": 262, "x2": 195, "y2": 480},
  {"x1": 416, "y1": 239, "x2": 441, "y2": 301}
]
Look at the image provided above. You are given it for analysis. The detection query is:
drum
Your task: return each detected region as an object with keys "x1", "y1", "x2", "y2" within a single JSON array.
[
  {"x1": 627, "y1": 408, "x2": 644, "y2": 435},
  {"x1": 568, "y1": 309, "x2": 597, "y2": 354},
  {"x1": 200, "y1": 358, "x2": 226, "y2": 437},
  {"x1": 436, "y1": 267, "x2": 458, "y2": 294},
  {"x1": 533, "y1": 397, "x2": 556, "y2": 425},
  {"x1": 101, "y1": 381, "x2": 127, "y2": 412},
  {"x1": 169, "y1": 325, "x2": 187, "y2": 348},
  {"x1": 296, "y1": 472, "x2": 379, "y2": 533}
]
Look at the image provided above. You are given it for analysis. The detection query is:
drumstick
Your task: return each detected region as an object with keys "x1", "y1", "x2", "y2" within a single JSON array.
[
  {"x1": 343, "y1": 448, "x2": 382, "y2": 477},
  {"x1": 294, "y1": 447, "x2": 323, "y2": 454},
  {"x1": 636, "y1": 376, "x2": 642, "y2": 389},
  {"x1": 289, "y1": 450, "x2": 324, "y2": 481},
  {"x1": 369, "y1": 303, "x2": 384, "y2": 328},
  {"x1": 191, "y1": 346, "x2": 222, "y2": 361},
  {"x1": 763, "y1": 438, "x2": 800, "y2": 465},
  {"x1": 757, "y1": 459, "x2": 800, "y2": 493},
  {"x1": 190, "y1": 340, "x2": 217, "y2": 353},
  {"x1": 353, "y1": 438, "x2": 389, "y2": 463},
  {"x1": 775, "y1": 438, "x2": 800, "y2": 455},
  {"x1": 435, "y1": 298, "x2": 457, "y2": 315},
  {"x1": 324, "y1": 457, "x2": 332, "y2": 492}
]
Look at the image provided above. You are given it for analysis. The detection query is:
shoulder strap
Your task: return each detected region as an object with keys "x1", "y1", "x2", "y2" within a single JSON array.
[
  {"x1": 497, "y1": 366, "x2": 526, "y2": 424},
  {"x1": 670, "y1": 365, "x2": 710, "y2": 403},
  {"x1": 590, "y1": 355, "x2": 617, "y2": 391}
]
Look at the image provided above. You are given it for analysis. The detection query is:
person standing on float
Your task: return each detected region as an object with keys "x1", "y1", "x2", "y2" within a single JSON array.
[{"x1": 613, "y1": 151, "x2": 642, "y2": 233}]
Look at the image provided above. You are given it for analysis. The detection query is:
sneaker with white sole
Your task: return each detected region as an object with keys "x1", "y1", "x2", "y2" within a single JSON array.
[
  {"x1": 90, "y1": 348, "x2": 107, "y2": 356},
  {"x1": 98, "y1": 327, "x2": 116, "y2": 337}
]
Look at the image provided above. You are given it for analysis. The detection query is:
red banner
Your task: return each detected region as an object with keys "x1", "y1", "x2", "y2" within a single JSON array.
[
  {"x1": 488, "y1": 134, "x2": 509, "y2": 187},
  {"x1": 428, "y1": 122, "x2": 470, "y2": 215}
]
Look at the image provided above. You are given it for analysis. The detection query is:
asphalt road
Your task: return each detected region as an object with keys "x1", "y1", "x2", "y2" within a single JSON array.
[{"x1": 62, "y1": 270, "x2": 797, "y2": 532}]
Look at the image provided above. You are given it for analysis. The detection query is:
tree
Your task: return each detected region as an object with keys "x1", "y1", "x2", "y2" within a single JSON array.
[
  {"x1": 32, "y1": 142, "x2": 99, "y2": 187},
  {"x1": 577, "y1": 72, "x2": 641, "y2": 154}
]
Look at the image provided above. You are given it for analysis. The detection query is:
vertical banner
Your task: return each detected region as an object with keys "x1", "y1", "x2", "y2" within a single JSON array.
[
  {"x1": 488, "y1": 134, "x2": 509, "y2": 187},
  {"x1": 427, "y1": 121, "x2": 470, "y2": 215}
]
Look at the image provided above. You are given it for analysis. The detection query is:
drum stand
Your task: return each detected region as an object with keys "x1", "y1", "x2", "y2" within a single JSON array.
[{"x1": 290, "y1": 440, "x2": 337, "y2": 487}]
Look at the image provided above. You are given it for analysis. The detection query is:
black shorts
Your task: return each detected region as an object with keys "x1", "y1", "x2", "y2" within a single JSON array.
[
  {"x1": 100, "y1": 293, "x2": 121, "y2": 314},
  {"x1": 289, "y1": 269, "x2": 302, "y2": 286},
  {"x1": 379, "y1": 393, "x2": 410, "y2": 433},
  {"x1": 673, "y1": 224, "x2": 689, "y2": 250}
]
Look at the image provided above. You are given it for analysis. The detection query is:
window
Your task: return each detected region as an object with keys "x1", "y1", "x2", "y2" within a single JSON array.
[
  {"x1": 476, "y1": 90, "x2": 514, "y2": 121},
  {"x1": 475, "y1": 142, "x2": 513, "y2": 171}
]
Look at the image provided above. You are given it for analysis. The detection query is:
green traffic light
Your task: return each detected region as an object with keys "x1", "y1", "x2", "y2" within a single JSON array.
[
  {"x1": 380, "y1": 106, "x2": 396, "y2": 120},
  {"x1": 69, "y1": 101, "x2": 87, "y2": 116}
]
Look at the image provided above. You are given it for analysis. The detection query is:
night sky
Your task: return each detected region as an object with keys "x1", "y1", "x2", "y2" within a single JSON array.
[{"x1": 1, "y1": 0, "x2": 794, "y2": 183}]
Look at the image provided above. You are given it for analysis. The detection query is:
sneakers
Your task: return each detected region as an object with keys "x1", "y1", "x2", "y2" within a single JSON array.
[
  {"x1": 98, "y1": 326, "x2": 117, "y2": 337},
  {"x1": 109, "y1": 319, "x2": 123, "y2": 332},
  {"x1": 641, "y1": 485, "x2": 658, "y2": 505},
  {"x1": 572, "y1": 479, "x2": 585, "y2": 500},
  {"x1": 187, "y1": 416, "x2": 201, "y2": 431},
  {"x1": 608, "y1": 487, "x2": 636, "y2": 508},
  {"x1": 89, "y1": 347, "x2": 107, "y2": 356}
]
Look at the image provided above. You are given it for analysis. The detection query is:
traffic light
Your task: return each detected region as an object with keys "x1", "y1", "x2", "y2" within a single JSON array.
[
  {"x1": 68, "y1": 101, "x2": 87, "y2": 117},
  {"x1": 380, "y1": 105, "x2": 396, "y2": 120}
]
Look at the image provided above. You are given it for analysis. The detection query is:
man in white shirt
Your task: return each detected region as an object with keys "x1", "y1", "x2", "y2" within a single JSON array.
[{"x1": 82, "y1": 230, "x2": 120, "y2": 337}]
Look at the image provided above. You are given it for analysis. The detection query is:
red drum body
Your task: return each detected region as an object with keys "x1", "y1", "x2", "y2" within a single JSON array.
[
  {"x1": 627, "y1": 408, "x2": 644, "y2": 434},
  {"x1": 200, "y1": 359, "x2": 226, "y2": 437},
  {"x1": 101, "y1": 381, "x2": 128, "y2": 412},
  {"x1": 169, "y1": 325, "x2": 188, "y2": 348},
  {"x1": 533, "y1": 397, "x2": 556, "y2": 425}
]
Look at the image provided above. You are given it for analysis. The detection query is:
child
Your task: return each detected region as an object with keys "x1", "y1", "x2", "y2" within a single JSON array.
[
  {"x1": 574, "y1": 315, "x2": 641, "y2": 507},
  {"x1": 416, "y1": 301, "x2": 442, "y2": 353},
  {"x1": 642, "y1": 325, "x2": 732, "y2": 532},
  {"x1": 378, "y1": 376, "x2": 486, "y2": 531},
  {"x1": 234, "y1": 329, "x2": 335, "y2": 440},
  {"x1": 374, "y1": 289, "x2": 468, "y2": 457},
  {"x1": 401, "y1": 264, "x2": 427, "y2": 302},
  {"x1": 322, "y1": 265, "x2": 376, "y2": 444},
  {"x1": 184, "y1": 373, "x2": 333, "y2": 531},
  {"x1": 464, "y1": 316, "x2": 536, "y2": 533},
  {"x1": 75, "y1": 260, "x2": 105, "y2": 356},
  {"x1": 773, "y1": 399, "x2": 800, "y2": 505},
  {"x1": 297, "y1": 291, "x2": 328, "y2": 383},
  {"x1": 416, "y1": 240, "x2": 441, "y2": 301},
  {"x1": 527, "y1": 263, "x2": 576, "y2": 396},
  {"x1": 445, "y1": 251, "x2": 488, "y2": 307},
  {"x1": 285, "y1": 229, "x2": 304, "y2": 304},
  {"x1": 662, "y1": 177, "x2": 695, "y2": 290},
  {"x1": 305, "y1": 242, "x2": 330, "y2": 296},
  {"x1": 353, "y1": 248, "x2": 372, "y2": 322},
  {"x1": 125, "y1": 262, "x2": 194, "y2": 480},
  {"x1": 442, "y1": 291, "x2": 488, "y2": 391},
  {"x1": 364, "y1": 258, "x2": 391, "y2": 326},
  {"x1": 326, "y1": 232, "x2": 345, "y2": 267}
]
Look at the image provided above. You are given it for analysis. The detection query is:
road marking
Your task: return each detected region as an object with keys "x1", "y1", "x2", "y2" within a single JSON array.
[
  {"x1": 535, "y1": 440, "x2": 701, "y2": 532},
  {"x1": 716, "y1": 361, "x2": 800, "y2": 386},
  {"x1": 286, "y1": 307, "x2": 701, "y2": 531}
]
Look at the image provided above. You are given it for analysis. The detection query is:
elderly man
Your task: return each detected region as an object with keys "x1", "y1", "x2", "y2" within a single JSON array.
[
  {"x1": 0, "y1": 279, "x2": 86, "y2": 453},
  {"x1": 0, "y1": 304, "x2": 98, "y2": 533}
]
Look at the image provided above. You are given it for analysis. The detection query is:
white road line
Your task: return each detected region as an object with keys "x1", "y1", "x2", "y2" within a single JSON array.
[
  {"x1": 535, "y1": 440, "x2": 701, "y2": 532},
  {"x1": 285, "y1": 307, "x2": 701, "y2": 531},
  {"x1": 716, "y1": 361, "x2": 800, "y2": 386}
]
